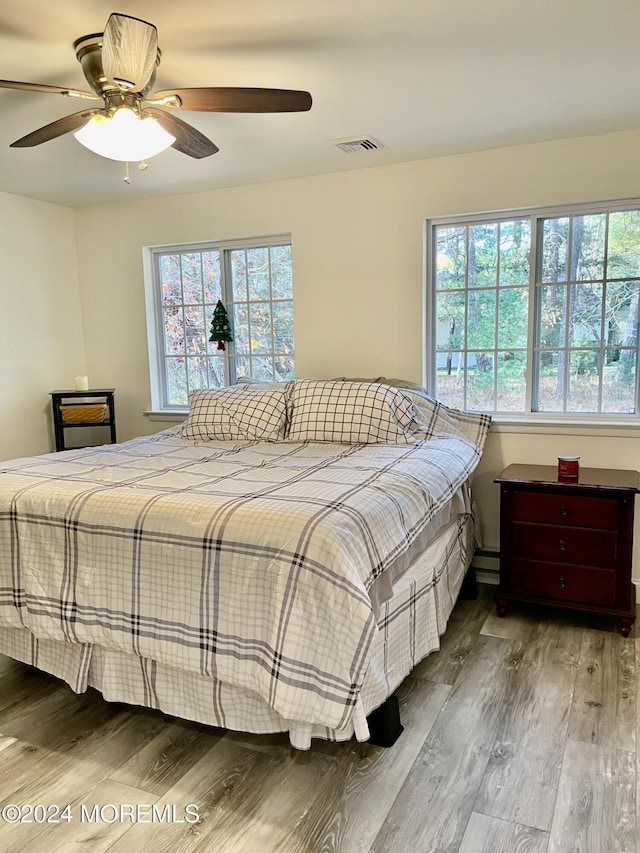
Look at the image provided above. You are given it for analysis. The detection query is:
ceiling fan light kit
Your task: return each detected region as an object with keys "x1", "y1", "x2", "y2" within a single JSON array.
[
  {"x1": 1, "y1": 12, "x2": 312, "y2": 180},
  {"x1": 74, "y1": 107, "x2": 175, "y2": 162}
]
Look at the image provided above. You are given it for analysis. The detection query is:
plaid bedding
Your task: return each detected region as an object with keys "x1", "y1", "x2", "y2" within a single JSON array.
[
  {"x1": 0, "y1": 397, "x2": 489, "y2": 731},
  {"x1": 0, "y1": 513, "x2": 474, "y2": 748}
]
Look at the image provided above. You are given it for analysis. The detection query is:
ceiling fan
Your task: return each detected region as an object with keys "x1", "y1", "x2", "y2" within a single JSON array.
[{"x1": 0, "y1": 12, "x2": 312, "y2": 162}]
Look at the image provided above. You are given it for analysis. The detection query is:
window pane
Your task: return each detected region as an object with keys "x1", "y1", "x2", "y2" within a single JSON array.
[
  {"x1": 469, "y1": 224, "x2": 497, "y2": 287},
  {"x1": 185, "y1": 306, "x2": 206, "y2": 355},
  {"x1": 274, "y1": 354, "x2": 295, "y2": 381},
  {"x1": 541, "y1": 217, "x2": 569, "y2": 283},
  {"x1": 536, "y1": 352, "x2": 564, "y2": 412},
  {"x1": 569, "y1": 283, "x2": 602, "y2": 347},
  {"x1": 498, "y1": 288, "x2": 528, "y2": 348},
  {"x1": 208, "y1": 356, "x2": 225, "y2": 387},
  {"x1": 230, "y1": 356, "x2": 251, "y2": 380},
  {"x1": 181, "y1": 253, "x2": 203, "y2": 304},
  {"x1": 160, "y1": 255, "x2": 182, "y2": 304},
  {"x1": 272, "y1": 301, "x2": 294, "y2": 356},
  {"x1": 606, "y1": 281, "x2": 640, "y2": 349},
  {"x1": 166, "y1": 357, "x2": 187, "y2": 406},
  {"x1": 247, "y1": 247, "x2": 271, "y2": 301},
  {"x1": 567, "y1": 350, "x2": 599, "y2": 412},
  {"x1": 230, "y1": 304, "x2": 249, "y2": 355},
  {"x1": 230, "y1": 250, "x2": 248, "y2": 301},
  {"x1": 251, "y1": 357, "x2": 275, "y2": 381},
  {"x1": 271, "y1": 245, "x2": 293, "y2": 299},
  {"x1": 537, "y1": 285, "x2": 566, "y2": 349},
  {"x1": 602, "y1": 350, "x2": 637, "y2": 413},
  {"x1": 202, "y1": 251, "x2": 221, "y2": 303},
  {"x1": 436, "y1": 226, "x2": 466, "y2": 290},
  {"x1": 466, "y1": 352, "x2": 494, "y2": 410},
  {"x1": 607, "y1": 211, "x2": 640, "y2": 278},
  {"x1": 435, "y1": 354, "x2": 464, "y2": 409},
  {"x1": 499, "y1": 219, "x2": 531, "y2": 286},
  {"x1": 249, "y1": 303, "x2": 272, "y2": 353},
  {"x1": 436, "y1": 292, "x2": 465, "y2": 351},
  {"x1": 163, "y1": 307, "x2": 185, "y2": 355},
  {"x1": 467, "y1": 291, "x2": 496, "y2": 349},
  {"x1": 496, "y1": 351, "x2": 527, "y2": 411},
  {"x1": 571, "y1": 214, "x2": 605, "y2": 281},
  {"x1": 187, "y1": 356, "x2": 211, "y2": 391}
]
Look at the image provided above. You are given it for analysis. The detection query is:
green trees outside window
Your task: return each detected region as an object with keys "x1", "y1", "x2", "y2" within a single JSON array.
[{"x1": 431, "y1": 204, "x2": 640, "y2": 415}]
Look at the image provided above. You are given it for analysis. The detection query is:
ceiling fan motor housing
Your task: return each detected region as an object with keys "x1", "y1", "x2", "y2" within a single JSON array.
[{"x1": 74, "y1": 34, "x2": 160, "y2": 98}]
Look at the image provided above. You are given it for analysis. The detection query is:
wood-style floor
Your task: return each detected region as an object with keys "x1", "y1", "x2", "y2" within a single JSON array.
[{"x1": 0, "y1": 583, "x2": 636, "y2": 852}]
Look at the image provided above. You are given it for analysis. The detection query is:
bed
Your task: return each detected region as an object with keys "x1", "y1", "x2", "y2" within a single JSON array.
[{"x1": 0, "y1": 379, "x2": 490, "y2": 749}]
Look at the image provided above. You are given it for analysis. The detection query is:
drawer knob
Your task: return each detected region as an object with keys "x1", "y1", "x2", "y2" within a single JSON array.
[
  {"x1": 559, "y1": 540, "x2": 567, "y2": 550},
  {"x1": 560, "y1": 505, "x2": 569, "y2": 516},
  {"x1": 558, "y1": 577, "x2": 567, "y2": 588}
]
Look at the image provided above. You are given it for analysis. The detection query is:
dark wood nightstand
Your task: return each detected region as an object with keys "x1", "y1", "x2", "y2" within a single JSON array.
[
  {"x1": 495, "y1": 464, "x2": 639, "y2": 637},
  {"x1": 50, "y1": 389, "x2": 116, "y2": 452}
]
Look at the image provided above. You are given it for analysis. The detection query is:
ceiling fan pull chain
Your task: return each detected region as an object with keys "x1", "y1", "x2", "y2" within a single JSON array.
[{"x1": 124, "y1": 161, "x2": 131, "y2": 184}]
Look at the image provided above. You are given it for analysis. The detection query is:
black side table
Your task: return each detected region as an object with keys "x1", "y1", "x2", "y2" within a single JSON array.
[{"x1": 50, "y1": 389, "x2": 116, "y2": 452}]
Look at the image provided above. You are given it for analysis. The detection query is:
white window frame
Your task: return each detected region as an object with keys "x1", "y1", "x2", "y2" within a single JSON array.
[
  {"x1": 425, "y1": 199, "x2": 640, "y2": 425},
  {"x1": 143, "y1": 233, "x2": 294, "y2": 414}
]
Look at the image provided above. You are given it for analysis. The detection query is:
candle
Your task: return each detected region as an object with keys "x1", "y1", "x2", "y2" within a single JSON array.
[
  {"x1": 75, "y1": 375, "x2": 89, "y2": 391},
  {"x1": 558, "y1": 455, "x2": 580, "y2": 479}
]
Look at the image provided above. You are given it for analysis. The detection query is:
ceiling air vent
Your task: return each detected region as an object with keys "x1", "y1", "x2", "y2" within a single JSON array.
[{"x1": 331, "y1": 135, "x2": 385, "y2": 154}]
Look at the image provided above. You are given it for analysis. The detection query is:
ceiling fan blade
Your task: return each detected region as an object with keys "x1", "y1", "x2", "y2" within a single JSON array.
[
  {"x1": 150, "y1": 87, "x2": 313, "y2": 113},
  {"x1": 102, "y1": 13, "x2": 158, "y2": 91},
  {"x1": 0, "y1": 79, "x2": 95, "y2": 99},
  {"x1": 143, "y1": 108, "x2": 219, "y2": 159},
  {"x1": 10, "y1": 108, "x2": 104, "y2": 148}
]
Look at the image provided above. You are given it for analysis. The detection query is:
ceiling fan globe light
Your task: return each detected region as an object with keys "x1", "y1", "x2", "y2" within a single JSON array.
[{"x1": 73, "y1": 107, "x2": 175, "y2": 161}]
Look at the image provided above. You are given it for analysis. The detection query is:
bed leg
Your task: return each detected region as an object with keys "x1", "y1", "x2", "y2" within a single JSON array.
[
  {"x1": 367, "y1": 693, "x2": 404, "y2": 747},
  {"x1": 459, "y1": 565, "x2": 479, "y2": 600}
]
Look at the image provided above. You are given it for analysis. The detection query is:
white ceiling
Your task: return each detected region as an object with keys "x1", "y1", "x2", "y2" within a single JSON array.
[{"x1": 1, "y1": 0, "x2": 639, "y2": 208}]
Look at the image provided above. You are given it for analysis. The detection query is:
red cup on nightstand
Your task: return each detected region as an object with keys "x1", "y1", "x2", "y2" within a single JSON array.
[{"x1": 558, "y1": 455, "x2": 580, "y2": 480}]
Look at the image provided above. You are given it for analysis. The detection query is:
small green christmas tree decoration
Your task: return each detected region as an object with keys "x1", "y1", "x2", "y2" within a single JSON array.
[{"x1": 209, "y1": 300, "x2": 233, "y2": 351}]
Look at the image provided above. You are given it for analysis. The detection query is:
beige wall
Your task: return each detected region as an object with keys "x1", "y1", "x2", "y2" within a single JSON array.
[
  {"x1": 73, "y1": 127, "x2": 640, "y2": 575},
  {"x1": 0, "y1": 192, "x2": 85, "y2": 461}
]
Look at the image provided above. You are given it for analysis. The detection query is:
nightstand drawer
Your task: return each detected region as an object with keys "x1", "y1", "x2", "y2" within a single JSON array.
[
  {"x1": 512, "y1": 491, "x2": 619, "y2": 529},
  {"x1": 513, "y1": 522, "x2": 617, "y2": 568},
  {"x1": 510, "y1": 559, "x2": 617, "y2": 607}
]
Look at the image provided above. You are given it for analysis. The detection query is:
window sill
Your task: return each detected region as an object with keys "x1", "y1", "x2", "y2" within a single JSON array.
[
  {"x1": 490, "y1": 415, "x2": 640, "y2": 437},
  {"x1": 143, "y1": 409, "x2": 188, "y2": 423}
]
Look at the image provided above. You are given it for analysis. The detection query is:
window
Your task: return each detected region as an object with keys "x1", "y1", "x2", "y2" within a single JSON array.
[
  {"x1": 146, "y1": 235, "x2": 295, "y2": 408},
  {"x1": 427, "y1": 202, "x2": 640, "y2": 417}
]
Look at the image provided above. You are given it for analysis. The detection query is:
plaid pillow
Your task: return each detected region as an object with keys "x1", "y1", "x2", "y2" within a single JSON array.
[
  {"x1": 287, "y1": 380, "x2": 416, "y2": 444},
  {"x1": 181, "y1": 386, "x2": 289, "y2": 442}
]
